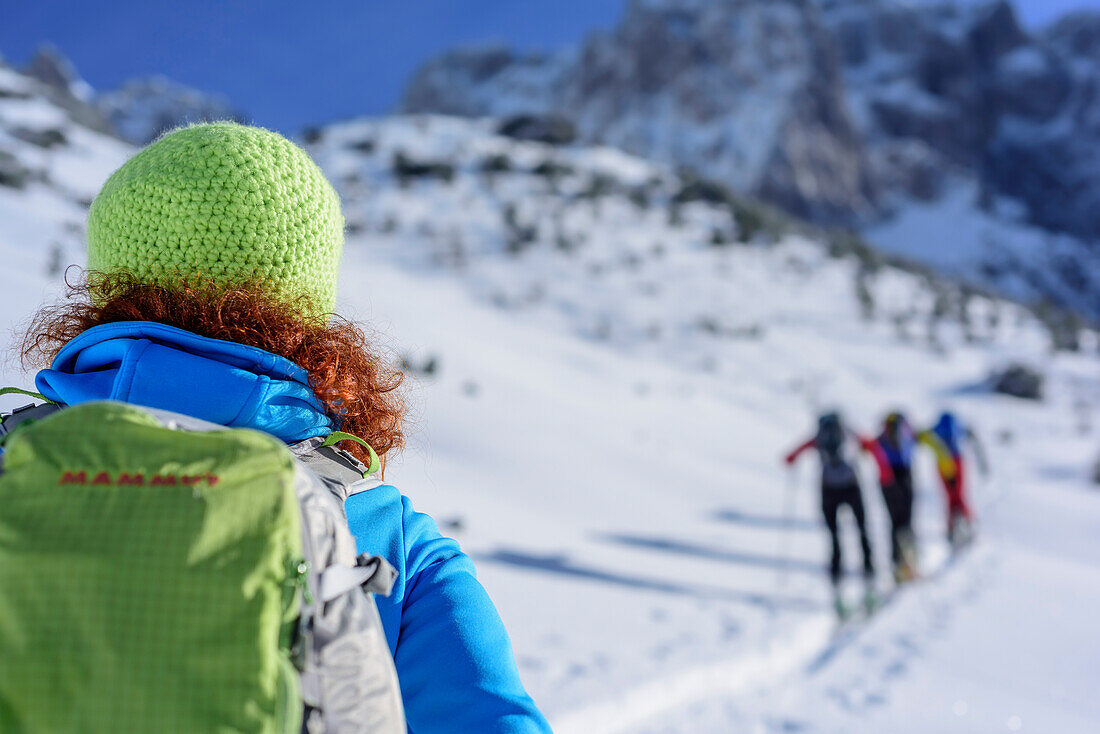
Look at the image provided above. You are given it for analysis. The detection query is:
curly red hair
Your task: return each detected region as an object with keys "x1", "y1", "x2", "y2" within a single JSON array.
[{"x1": 21, "y1": 270, "x2": 405, "y2": 471}]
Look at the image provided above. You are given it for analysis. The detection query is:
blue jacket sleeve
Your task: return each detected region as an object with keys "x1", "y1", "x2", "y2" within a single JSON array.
[{"x1": 345, "y1": 488, "x2": 551, "y2": 734}]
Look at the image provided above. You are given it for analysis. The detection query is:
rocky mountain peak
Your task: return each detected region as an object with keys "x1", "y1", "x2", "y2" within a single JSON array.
[
  {"x1": 23, "y1": 43, "x2": 94, "y2": 102},
  {"x1": 95, "y1": 76, "x2": 246, "y2": 145}
]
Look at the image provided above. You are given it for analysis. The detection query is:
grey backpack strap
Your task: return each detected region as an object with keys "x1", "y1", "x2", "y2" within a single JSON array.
[
  {"x1": 294, "y1": 462, "x2": 405, "y2": 734},
  {"x1": 290, "y1": 437, "x2": 384, "y2": 501},
  {"x1": 319, "y1": 554, "x2": 398, "y2": 603}
]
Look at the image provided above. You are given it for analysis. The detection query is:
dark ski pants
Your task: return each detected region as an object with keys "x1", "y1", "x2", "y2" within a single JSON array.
[
  {"x1": 821, "y1": 482, "x2": 874, "y2": 584},
  {"x1": 880, "y1": 465, "x2": 914, "y2": 565}
]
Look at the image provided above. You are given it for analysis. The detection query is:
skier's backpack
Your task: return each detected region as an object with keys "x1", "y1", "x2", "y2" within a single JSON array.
[
  {"x1": 0, "y1": 399, "x2": 406, "y2": 734},
  {"x1": 815, "y1": 412, "x2": 857, "y2": 488},
  {"x1": 880, "y1": 412, "x2": 914, "y2": 468},
  {"x1": 815, "y1": 412, "x2": 844, "y2": 460}
]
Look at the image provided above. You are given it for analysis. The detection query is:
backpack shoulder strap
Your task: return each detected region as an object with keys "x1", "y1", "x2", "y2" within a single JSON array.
[
  {"x1": 101, "y1": 411, "x2": 385, "y2": 501},
  {"x1": 289, "y1": 437, "x2": 384, "y2": 501}
]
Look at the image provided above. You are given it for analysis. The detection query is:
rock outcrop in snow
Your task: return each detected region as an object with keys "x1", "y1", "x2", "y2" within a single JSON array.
[{"x1": 22, "y1": 44, "x2": 95, "y2": 103}]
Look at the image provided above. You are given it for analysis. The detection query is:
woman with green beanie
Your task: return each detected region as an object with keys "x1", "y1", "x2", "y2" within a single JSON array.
[{"x1": 20, "y1": 122, "x2": 552, "y2": 734}]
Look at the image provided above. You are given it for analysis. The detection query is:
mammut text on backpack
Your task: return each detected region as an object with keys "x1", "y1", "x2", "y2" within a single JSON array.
[{"x1": 58, "y1": 470, "x2": 221, "y2": 486}]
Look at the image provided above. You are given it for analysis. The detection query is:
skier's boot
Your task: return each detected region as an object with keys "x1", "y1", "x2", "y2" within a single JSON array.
[
  {"x1": 958, "y1": 517, "x2": 974, "y2": 548},
  {"x1": 893, "y1": 550, "x2": 918, "y2": 584},
  {"x1": 831, "y1": 581, "x2": 850, "y2": 621},
  {"x1": 898, "y1": 530, "x2": 919, "y2": 582},
  {"x1": 949, "y1": 513, "x2": 974, "y2": 551},
  {"x1": 862, "y1": 572, "x2": 879, "y2": 614}
]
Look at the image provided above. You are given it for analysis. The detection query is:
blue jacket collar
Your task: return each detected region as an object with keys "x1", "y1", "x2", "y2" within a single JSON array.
[{"x1": 35, "y1": 321, "x2": 333, "y2": 444}]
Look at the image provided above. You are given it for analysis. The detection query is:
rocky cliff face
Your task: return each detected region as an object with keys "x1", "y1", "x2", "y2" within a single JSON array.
[
  {"x1": 402, "y1": 0, "x2": 1100, "y2": 250},
  {"x1": 986, "y1": 12, "x2": 1100, "y2": 242},
  {"x1": 404, "y1": 0, "x2": 878, "y2": 226},
  {"x1": 825, "y1": 0, "x2": 1100, "y2": 243}
]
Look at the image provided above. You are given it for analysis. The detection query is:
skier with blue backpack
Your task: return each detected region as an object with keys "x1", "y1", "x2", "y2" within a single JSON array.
[
  {"x1": 0, "y1": 123, "x2": 550, "y2": 733},
  {"x1": 921, "y1": 411, "x2": 988, "y2": 548},
  {"x1": 785, "y1": 411, "x2": 894, "y2": 617}
]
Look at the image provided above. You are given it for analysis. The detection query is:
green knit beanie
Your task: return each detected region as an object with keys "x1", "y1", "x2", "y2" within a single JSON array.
[{"x1": 87, "y1": 122, "x2": 344, "y2": 317}]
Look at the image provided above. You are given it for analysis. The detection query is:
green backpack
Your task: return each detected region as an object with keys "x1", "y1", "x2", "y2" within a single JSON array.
[{"x1": 0, "y1": 400, "x2": 405, "y2": 734}]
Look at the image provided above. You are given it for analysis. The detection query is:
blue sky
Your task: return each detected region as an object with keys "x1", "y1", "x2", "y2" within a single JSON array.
[{"x1": 1, "y1": 0, "x2": 1096, "y2": 134}]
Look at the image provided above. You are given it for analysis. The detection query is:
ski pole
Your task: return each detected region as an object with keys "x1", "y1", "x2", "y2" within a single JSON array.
[{"x1": 776, "y1": 466, "x2": 798, "y2": 591}]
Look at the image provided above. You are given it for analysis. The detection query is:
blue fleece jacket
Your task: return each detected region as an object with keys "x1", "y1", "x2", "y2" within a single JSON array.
[{"x1": 34, "y1": 322, "x2": 551, "y2": 734}]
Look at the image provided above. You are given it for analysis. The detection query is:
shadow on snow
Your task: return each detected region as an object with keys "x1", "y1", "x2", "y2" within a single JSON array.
[
  {"x1": 478, "y1": 548, "x2": 822, "y2": 614},
  {"x1": 598, "y1": 532, "x2": 825, "y2": 576},
  {"x1": 711, "y1": 507, "x2": 824, "y2": 532}
]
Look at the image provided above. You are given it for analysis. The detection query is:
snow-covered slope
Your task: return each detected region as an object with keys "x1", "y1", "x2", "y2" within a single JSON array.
[
  {"x1": 2, "y1": 71, "x2": 1098, "y2": 733},
  {"x1": 0, "y1": 60, "x2": 132, "y2": 328},
  {"x1": 309, "y1": 115, "x2": 1088, "y2": 361}
]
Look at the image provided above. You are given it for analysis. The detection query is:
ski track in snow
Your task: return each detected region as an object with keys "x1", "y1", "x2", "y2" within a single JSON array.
[
  {"x1": 552, "y1": 617, "x2": 832, "y2": 734},
  {"x1": 580, "y1": 467, "x2": 1100, "y2": 734},
  {"x1": 551, "y1": 533, "x2": 985, "y2": 734}
]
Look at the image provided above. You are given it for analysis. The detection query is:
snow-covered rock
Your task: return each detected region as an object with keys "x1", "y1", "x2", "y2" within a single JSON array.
[
  {"x1": 13, "y1": 46, "x2": 114, "y2": 137},
  {"x1": 11, "y1": 43, "x2": 246, "y2": 146},
  {"x1": 825, "y1": 0, "x2": 1100, "y2": 242},
  {"x1": 827, "y1": 0, "x2": 1100, "y2": 315}
]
